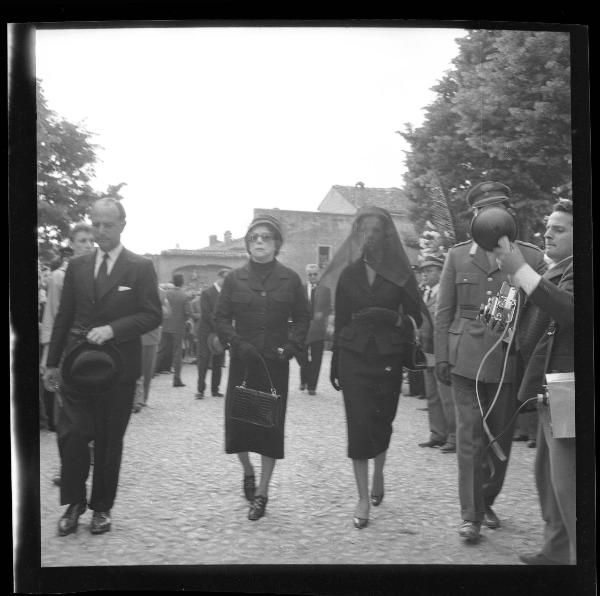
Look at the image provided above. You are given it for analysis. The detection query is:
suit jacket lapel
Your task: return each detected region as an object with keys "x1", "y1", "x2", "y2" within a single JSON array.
[
  {"x1": 543, "y1": 256, "x2": 572, "y2": 282},
  {"x1": 352, "y1": 259, "x2": 373, "y2": 296},
  {"x1": 81, "y1": 252, "x2": 96, "y2": 303},
  {"x1": 96, "y1": 248, "x2": 130, "y2": 302}
]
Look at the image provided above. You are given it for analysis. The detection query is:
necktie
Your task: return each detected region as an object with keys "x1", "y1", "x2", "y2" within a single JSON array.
[
  {"x1": 95, "y1": 253, "x2": 109, "y2": 298},
  {"x1": 424, "y1": 287, "x2": 431, "y2": 302},
  {"x1": 310, "y1": 284, "x2": 316, "y2": 306}
]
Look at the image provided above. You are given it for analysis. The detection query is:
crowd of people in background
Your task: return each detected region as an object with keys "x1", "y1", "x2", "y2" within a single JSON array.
[{"x1": 38, "y1": 183, "x2": 574, "y2": 565}]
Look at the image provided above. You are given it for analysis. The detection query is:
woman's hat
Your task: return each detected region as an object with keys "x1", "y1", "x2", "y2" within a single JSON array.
[
  {"x1": 207, "y1": 333, "x2": 225, "y2": 356},
  {"x1": 246, "y1": 214, "x2": 283, "y2": 239},
  {"x1": 61, "y1": 341, "x2": 123, "y2": 396}
]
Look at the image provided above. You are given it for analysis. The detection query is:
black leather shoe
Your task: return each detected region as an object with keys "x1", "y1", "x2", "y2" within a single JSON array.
[
  {"x1": 353, "y1": 516, "x2": 369, "y2": 529},
  {"x1": 52, "y1": 474, "x2": 61, "y2": 487},
  {"x1": 519, "y1": 552, "x2": 565, "y2": 565},
  {"x1": 299, "y1": 383, "x2": 307, "y2": 391},
  {"x1": 483, "y1": 506, "x2": 501, "y2": 529},
  {"x1": 195, "y1": 392, "x2": 204, "y2": 399},
  {"x1": 513, "y1": 435, "x2": 528, "y2": 441},
  {"x1": 243, "y1": 474, "x2": 256, "y2": 502},
  {"x1": 132, "y1": 404, "x2": 142, "y2": 413},
  {"x1": 90, "y1": 510, "x2": 111, "y2": 534},
  {"x1": 440, "y1": 442, "x2": 456, "y2": 453},
  {"x1": 58, "y1": 501, "x2": 87, "y2": 536},
  {"x1": 248, "y1": 495, "x2": 268, "y2": 521},
  {"x1": 370, "y1": 492, "x2": 384, "y2": 507},
  {"x1": 458, "y1": 520, "x2": 481, "y2": 543},
  {"x1": 173, "y1": 381, "x2": 186, "y2": 387},
  {"x1": 212, "y1": 391, "x2": 224, "y2": 397},
  {"x1": 308, "y1": 389, "x2": 316, "y2": 396},
  {"x1": 418, "y1": 439, "x2": 444, "y2": 448},
  {"x1": 527, "y1": 440, "x2": 537, "y2": 448}
]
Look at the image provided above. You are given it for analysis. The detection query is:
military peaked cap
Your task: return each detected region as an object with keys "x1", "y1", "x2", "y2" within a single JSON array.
[{"x1": 467, "y1": 181, "x2": 511, "y2": 208}]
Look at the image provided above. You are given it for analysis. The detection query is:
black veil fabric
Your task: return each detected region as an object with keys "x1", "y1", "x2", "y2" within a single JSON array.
[{"x1": 306, "y1": 206, "x2": 432, "y2": 346}]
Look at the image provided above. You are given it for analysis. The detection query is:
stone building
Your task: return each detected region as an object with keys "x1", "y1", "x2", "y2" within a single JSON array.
[{"x1": 151, "y1": 182, "x2": 420, "y2": 286}]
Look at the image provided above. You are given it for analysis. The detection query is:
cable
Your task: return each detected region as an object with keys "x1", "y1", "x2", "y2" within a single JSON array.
[
  {"x1": 483, "y1": 291, "x2": 521, "y2": 423},
  {"x1": 474, "y1": 290, "x2": 522, "y2": 461},
  {"x1": 484, "y1": 396, "x2": 541, "y2": 455}
]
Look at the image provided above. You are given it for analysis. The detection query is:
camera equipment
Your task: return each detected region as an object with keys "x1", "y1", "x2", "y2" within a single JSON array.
[
  {"x1": 470, "y1": 205, "x2": 518, "y2": 251},
  {"x1": 479, "y1": 282, "x2": 519, "y2": 332},
  {"x1": 475, "y1": 284, "x2": 522, "y2": 462}
]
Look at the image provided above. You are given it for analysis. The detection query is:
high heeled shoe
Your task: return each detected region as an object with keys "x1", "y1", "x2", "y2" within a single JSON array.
[
  {"x1": 370, "y1": 492, "x2": 384, "y2": 507},
  {"x1": 248, "y1": 494, "x2": 268, "y2": 521},
  {"x1": 353, "y1": 516, "x2": 369, "y2": 529}
]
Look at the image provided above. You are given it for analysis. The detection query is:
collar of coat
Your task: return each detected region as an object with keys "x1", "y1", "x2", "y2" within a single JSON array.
[
  {"x1": 543, "y1": 255, "x2": 573, "y2": 281},
  {"x1": 237, "y1": 259, "x2": 291, "y2": 291}
]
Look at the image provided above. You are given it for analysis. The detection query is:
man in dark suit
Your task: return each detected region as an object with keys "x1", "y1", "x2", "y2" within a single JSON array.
[
  {"x1": 494, "y1": 199, "x2": 574, "y2": 565},
  {"x1": 43, "y1": 197, "x2": 162, "y2": 536},
  {"x1": 195, "y1": 269, "x2": 229, "y2": 399},
  {"x1": 155, "y1": 273, "x2": 191, "y2": 387},
  {"x1": 435, "y1": 181, "x2": 546, "y2": 543},
  {"x1": 299, "y1": 264, "x2": 332, "y2": 395}
]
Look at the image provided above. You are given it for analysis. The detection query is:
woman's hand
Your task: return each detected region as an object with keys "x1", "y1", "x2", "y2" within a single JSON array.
[
  {"x1": 277, "y1": 344, "x2": 296, "y2": 361},
  {"x1": 353, "y1": 307, "x2": 400, "y2": 326},
  {"x1": 330, "y1": 349, "x2": 341, "y2": 391}
]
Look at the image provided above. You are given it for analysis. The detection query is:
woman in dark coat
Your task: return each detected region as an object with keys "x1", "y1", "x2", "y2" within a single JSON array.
[
  {"x1": 215, "y1": 214, "x2": 310, "y2": 521},
  {"x1": 323, "y1": 207, "x2": 426, "y2": 528}
]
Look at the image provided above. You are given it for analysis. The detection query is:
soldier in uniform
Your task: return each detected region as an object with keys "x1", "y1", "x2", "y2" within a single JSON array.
[{"x1": 434, "y1": 181, "x2": 545, "y2": 543}]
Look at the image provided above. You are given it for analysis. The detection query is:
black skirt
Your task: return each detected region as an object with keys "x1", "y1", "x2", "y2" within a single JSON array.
[
  {"x1": 339, "y1": 344, "x2": 403, "y2": 459},
  {"x1": 224, "y1": 354, "x2": 289, "y2": 459}
]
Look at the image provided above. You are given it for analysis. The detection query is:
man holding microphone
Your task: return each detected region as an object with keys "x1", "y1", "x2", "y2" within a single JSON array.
[{"x1": 494, "y1": 198, "x2": 575, "y2": 565}]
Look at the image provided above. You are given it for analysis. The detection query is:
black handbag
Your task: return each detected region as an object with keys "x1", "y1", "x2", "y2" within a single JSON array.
[
  {"x1": 231, "y1": 354, "x2": 283, "y2": 428},
  {"x1": 404, "y1": 315, "x2": 428, "y2": 371}
]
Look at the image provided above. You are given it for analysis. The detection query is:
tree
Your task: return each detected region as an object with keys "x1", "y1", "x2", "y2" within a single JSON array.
[
  {"x1": 401, "y1": 30, "x2": 572, "y2": 243},
  {"x1": 37, "y1": 80, "x2": 126, "y2": 253}
]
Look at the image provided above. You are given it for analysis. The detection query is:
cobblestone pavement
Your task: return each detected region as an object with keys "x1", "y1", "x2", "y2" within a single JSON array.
[{"x1": 40, "y1": 353, "x2": 544, "y2": 567}]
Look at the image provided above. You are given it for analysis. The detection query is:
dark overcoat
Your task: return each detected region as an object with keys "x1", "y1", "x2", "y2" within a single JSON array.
[
  {"x1": 216, "y1": 260, "x2": 310, "y2": 360},
  {"x1": 516, "y1": 257, "x2": 574, "y2": 402},
  {"x1": 215, "y1": 259, "x2": 310, "y2": 459}
]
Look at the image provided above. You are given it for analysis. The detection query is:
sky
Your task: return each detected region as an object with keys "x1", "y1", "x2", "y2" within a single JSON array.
[{"x1": 35, "y1": 26, "x2": 467, "y2": 255}]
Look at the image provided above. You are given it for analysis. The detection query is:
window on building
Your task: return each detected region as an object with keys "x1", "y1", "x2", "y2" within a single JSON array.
[{"x1": 317, "y1": 245, "x2": 331, "y2": 270}]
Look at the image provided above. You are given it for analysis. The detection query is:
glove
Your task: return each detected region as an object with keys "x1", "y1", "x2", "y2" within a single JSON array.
[
  {"x1": 330, "y1": 349, "x2": 341, "y2": 391},
  {"x1": 353, "y1": 307, "x2": 399, "y2": 326},
  {"x1": 435, "y1": 361, "x2": 453, "y2": 386},
  {"x1": 277, "y1": 344, "x2": 296, "y2": 361},
  {"x1": 236, "y1": 341, "x2": 260, "y2": 364}
]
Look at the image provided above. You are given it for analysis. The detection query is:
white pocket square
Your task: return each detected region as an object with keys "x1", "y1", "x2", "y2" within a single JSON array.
[{"x1": 118, "y1": 286, "x2": 132, "y2": 292}]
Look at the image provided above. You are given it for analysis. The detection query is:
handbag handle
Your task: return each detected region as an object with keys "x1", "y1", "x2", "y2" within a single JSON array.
[
  {"x1": 405, "y1": 314, "x2": 421, "y2": 346},
  {"x1": 242, "y1": 352, "x2": 279, "y2": 396}
]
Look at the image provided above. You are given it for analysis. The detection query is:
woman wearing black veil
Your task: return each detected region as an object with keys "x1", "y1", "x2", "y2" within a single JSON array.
[{"x1": 310, "y1": 207, "x2": 428, "y2": 528}]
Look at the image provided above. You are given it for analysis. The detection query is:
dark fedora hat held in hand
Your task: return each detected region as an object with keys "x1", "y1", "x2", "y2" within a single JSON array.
[
  {"x1": 61, "y1": 341, "x2": 123, "y2": 396},
  {"x1": 207, "y1": 332, "x2": 225, "y2": 356}
]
